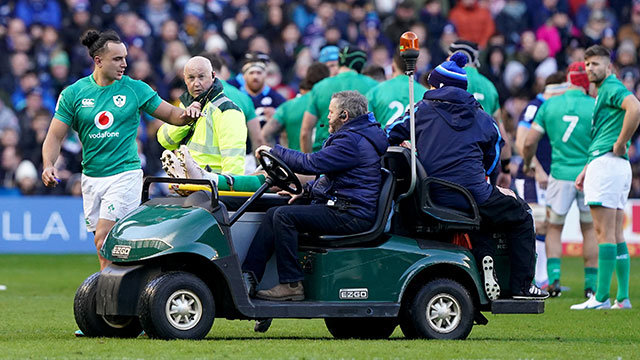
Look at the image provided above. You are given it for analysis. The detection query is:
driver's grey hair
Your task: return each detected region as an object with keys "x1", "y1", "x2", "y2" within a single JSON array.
[{"x1": 331, "y1": 91, "x2": 368, "y2": 119}]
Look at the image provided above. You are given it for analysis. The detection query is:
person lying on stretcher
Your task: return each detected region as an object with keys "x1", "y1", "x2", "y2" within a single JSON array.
[{"x1": 162, "y1": 145, "x2": 313, "y2": 198}]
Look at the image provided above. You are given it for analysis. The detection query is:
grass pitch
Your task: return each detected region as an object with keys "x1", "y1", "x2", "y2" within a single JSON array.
[{"x1": 0, "y1": 255, "x2": 638, "y2": 359}]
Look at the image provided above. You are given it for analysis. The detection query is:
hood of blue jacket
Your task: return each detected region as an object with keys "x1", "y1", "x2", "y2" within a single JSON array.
[
  {"x1": 338, "y1": 112, "x2": 389, "y2": 155},
  {"x1": 423, "y1": 87, "x2": 482, "y2": 131}
]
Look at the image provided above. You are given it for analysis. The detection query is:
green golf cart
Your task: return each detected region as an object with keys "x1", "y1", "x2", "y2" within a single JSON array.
[{"x1": 73, "y1": 146, "x2": 543, "y2": 341}]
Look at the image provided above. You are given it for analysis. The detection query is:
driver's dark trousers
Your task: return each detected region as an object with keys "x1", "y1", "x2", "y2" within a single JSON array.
[
  {"x1": 470, "y1": 187, "x2": 536, "y2": 295},
  {"x1": 242, "y1": 204, "x2": 372, "y2": 283}
]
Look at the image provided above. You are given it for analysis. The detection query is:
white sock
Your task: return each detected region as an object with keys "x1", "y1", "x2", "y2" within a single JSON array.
[{"x1": 535, "y1": 239, "x2": 548, "y2": 286}]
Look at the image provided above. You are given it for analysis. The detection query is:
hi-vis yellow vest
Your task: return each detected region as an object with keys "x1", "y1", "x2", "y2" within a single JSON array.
[{"x1": 158, "y1": 94, "x2": 247, "y2": 175}]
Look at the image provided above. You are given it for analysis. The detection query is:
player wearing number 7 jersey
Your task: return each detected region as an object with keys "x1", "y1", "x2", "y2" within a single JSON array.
[
  {"x1": 522, "y1": 62, "x2": 597, "y2": 299},
  {"x1": 366, "y1": 51, "x2": 427, "y2": 127}
]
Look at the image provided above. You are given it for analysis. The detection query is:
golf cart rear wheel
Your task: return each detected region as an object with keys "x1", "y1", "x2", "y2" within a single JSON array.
[
  {"x1": 405, "y1": 278, "x2": 474, "y2": 340},
  {"x1": 324, "y1": 318, "x2": 397, "y2": 339},
  {"x1": 73, "y1": 272, "x2": 142, "y2": 338},
  {"x1": 139, "y1": 272, "x2": 214, "y2": 340}
]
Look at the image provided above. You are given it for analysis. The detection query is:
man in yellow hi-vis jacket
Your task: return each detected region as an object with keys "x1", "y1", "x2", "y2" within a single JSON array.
[{"x1": 158, "y1": 56, "x2": 247, "y2": 175}]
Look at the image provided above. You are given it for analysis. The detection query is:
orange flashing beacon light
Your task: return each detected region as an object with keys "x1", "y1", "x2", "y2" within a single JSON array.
[{"x1": 399, "y1": 31, "x2": 419, "y2": 73}]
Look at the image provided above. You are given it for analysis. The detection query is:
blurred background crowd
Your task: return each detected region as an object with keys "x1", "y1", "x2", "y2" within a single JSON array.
[{"x1": 0, "y1": 0, "x2": 639, "y2": 197}]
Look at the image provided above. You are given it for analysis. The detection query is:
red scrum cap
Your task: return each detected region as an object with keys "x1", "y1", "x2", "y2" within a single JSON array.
[{"x1": 567, "y1": 61, "x2": 589, "y2": 92}]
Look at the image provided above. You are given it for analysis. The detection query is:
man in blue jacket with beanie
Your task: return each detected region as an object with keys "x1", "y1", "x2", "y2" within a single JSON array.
[
  {"x1": 386, "y1": 53, "x2": 548, "y2": 300},
  {"x1": 243, "y1": 90, "x2": 389, "y2": 301}
]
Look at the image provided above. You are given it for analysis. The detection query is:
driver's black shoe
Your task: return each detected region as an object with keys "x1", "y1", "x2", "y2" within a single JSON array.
[
  {"x1": 254, "y1": 318, "x2": 273, "y2": 333},
  {"x1": 512, "y1": 284, "x2": 549, "y2": 300},
  {"x1": 548, "y1": 279, "x2": 562, "y2": 297},
  {"x1": 242, "y1": 271, "x2": 258, "y2": 297}
]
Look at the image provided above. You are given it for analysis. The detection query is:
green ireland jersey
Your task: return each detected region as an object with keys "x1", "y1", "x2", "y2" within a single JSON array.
[
  {"x1": 307, "y1": 71, "x2": 378, "y2": 152},
  {"x1": 366, "y1": 75, "x2": 427, "y2": 127},
  {"x1": 273, "y1": 93, "x2": 308, "y2": 151},
  {"x1": 54, "y1": 74, "x2": 162, "y2": 177},
  {"x1": 465, "y1": 66, "x2": 499, "y2": 116},
  {"x1": 532, "y1": 89, "x2": 594, "y2": 181},
  {"x1": 589, "y1": 74, "x2": 633, "y2": 162},
  {"x1": 221, "y1": 78, "x2": 256, "y2": 122}
]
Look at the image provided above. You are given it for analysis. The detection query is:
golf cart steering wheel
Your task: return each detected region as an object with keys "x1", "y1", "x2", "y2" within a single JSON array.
[{"x1": 258, "y1": 150, "x2": 302, "y2": 195}]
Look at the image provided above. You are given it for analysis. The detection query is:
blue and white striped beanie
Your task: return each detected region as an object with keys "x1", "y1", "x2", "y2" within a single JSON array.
[{"x1": 428, "y1": 52, "x2": 469, "y2": 90}]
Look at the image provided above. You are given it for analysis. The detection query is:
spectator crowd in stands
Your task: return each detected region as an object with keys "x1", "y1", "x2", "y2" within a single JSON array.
[{"x1": 0, "y1": 0, "x2": 639, "y2": 197}]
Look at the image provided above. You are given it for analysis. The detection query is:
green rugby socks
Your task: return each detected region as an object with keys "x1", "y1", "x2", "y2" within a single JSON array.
[
  {"x1": 616, "y1": 242, "x2": 630, "y2": 302},
  {"x1": 547, "y1": 258, "x2": 561, "y2": 284},
  {"x1": 584, "y1": 267, "x2": 597, "y2": 291},
  {"x1": 595, "y1": 244, "x2": 616, "y2": 302},
  {"x1": 218, "y1": 174, "x2": 266, "y2": 192}
]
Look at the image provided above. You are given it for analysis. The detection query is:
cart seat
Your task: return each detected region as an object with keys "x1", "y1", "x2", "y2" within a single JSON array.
[
  {"x1": 382, "y1": 146, "x2": 480, "y2": 232},
  {"x1": 298, "y1": 168, "x2": 395, "y2": 248}
]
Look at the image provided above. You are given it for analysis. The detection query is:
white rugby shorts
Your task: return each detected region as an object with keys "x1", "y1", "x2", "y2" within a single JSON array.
[
  {"x1": 546, "y1": 175, "x2": 589, "y2": 215},
  {"x1": 584, "y1": 153, "x2": 631, "y2": 210},
  {"x1": 81, "y1": 169, "x2": 143, "y2": 232}
]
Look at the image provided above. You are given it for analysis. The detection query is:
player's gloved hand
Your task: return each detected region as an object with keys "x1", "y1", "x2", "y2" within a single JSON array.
[
  {"x1": 613, "y1": 141, "x2": 627, "y2": 157},
  {"x1": 42, "y1": 166, "x2": 59, "y2": 187}
]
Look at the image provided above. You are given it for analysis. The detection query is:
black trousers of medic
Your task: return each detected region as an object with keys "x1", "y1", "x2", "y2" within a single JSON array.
[{"x1": 242, "y1": 204, "x2": 372, "y2": 284}]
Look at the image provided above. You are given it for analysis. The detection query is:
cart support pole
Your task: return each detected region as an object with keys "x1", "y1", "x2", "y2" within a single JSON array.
[{"x1": 396, "y1": 32, "x2": 420, "y2": 205}]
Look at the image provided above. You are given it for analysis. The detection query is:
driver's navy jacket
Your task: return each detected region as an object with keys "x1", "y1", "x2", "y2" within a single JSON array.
[
  {"x1": 271, "y1": 112, "x2": 389, "y2": 219},
  {"x1": 386, "y1": 87, "x2": 502, "y2": 209}
]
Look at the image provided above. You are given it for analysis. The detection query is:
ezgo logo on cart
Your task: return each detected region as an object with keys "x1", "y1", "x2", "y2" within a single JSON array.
[
  {"x1": 111, "y1": 245, "x2": 131, "y2": 259},
  {"x1": 89, "y1": 111, "x2": 120, "y2": 139},
  {"x1": 339, "y1": 288, "x2": 368, "y2": 300}
]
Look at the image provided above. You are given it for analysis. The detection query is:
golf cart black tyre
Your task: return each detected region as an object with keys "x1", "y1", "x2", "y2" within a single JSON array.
[
  {"x1": 399, "y1": 310, "x2": 420, "y2": 339},
  {"x1": 406, "y1": 278, "x2": 474, "y2": 340},
  {"x1": 139, "y1": 272, "x2": 214, "y2": 340},
  {"x1": 324, "y1": 318, "x2": 397, "y2": 339},
  {"x1": 73, "y1": 272, "x2": 143, "y2": 338}
]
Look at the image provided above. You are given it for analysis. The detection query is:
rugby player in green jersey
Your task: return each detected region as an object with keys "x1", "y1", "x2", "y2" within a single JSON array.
[
  {"x1": 262, "y1": 62, "x2": 330, "y2": 151},
  {"x1": 572, "y1": 45, "x2": 640, "y2": 310},
  {"x1": 41, "y1": 30, "x2": 200, "y2": 271},
  {"x1": 366, "y1": 51, "x2": 427, "y2": 126},
  {"x1": 300, "y1": 46, "x2": 378, "y2": 153},
  {"x1": 522, "y1": 62, "x2": 597, "y2": 298}
]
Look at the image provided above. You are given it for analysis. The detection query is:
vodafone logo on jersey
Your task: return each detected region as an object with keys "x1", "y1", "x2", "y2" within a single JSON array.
[{"x1": 94, "y1": 111, "x2": 114, "y2": 130}]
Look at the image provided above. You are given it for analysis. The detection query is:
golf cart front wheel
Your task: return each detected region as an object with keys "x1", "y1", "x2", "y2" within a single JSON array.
[
  {"x1": 324, "y1": 318, "x2": 397, "y2": 339},
  {"x1": 139, "y1": 272, "x2": 215, "y2": 340},
  {"x1": 404, "y1": 278, "x2": 474, "y2": 340},
  {"x1": 73, "y1": 272, "x2": 143, "y2": 338}
]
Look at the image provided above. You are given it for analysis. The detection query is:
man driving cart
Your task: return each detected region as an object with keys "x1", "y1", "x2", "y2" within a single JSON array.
[{"x1": 242, "y1": 90, "x2": 389, "y2": 301}]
